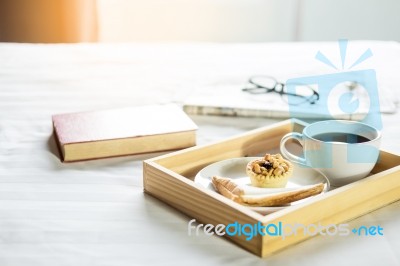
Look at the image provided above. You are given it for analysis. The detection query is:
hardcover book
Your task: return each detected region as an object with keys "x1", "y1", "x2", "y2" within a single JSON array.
[{"x1": 52, "y1": 104, "x2": 198, "y2": 162}]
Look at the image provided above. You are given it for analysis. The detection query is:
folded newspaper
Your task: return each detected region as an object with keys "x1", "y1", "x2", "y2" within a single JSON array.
[{"x1": 183, "y1": 83, "x2": 396, "y2": 120}]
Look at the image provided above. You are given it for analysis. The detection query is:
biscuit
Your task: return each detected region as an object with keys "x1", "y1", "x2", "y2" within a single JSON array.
[{"x1": 211, "y1": 176, "x2": 324, "y2": 207}]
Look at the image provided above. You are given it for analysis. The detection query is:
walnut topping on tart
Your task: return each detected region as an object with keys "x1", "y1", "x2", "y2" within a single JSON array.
[{"x1": 246, "y1": 153, "x2": 293, "y2": 188}]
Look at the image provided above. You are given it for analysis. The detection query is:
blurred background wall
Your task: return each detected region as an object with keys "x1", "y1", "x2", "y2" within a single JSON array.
[
  {"x1": 0, "y1": 0, "x2": 97, "y2": 42},
  {"x1": 97, "y1": 0, "x2": 299, "y2": 42},
  {"x1": 0, "y1": 0, "x2": 399, "y2": 43}
]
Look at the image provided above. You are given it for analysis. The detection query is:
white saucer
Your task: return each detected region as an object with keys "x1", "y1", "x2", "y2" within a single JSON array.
[{"x1": 194, "y1": 157, "x2": 329, "y2": 215}]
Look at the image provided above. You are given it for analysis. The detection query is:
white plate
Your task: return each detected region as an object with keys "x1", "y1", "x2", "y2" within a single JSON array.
[{"x1": 195, "y1": 157, "x2": 329, "y2": 215}]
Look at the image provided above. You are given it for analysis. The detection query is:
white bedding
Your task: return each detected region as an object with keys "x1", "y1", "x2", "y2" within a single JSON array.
[{"x1": 0, "y1": 42, "x2": 399, "y2": 266}]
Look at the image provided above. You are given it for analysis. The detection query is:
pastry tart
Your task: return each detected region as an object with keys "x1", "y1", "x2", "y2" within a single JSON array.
[{"x1": 246, "y1": 154, "x2": 293, "y2": 188}]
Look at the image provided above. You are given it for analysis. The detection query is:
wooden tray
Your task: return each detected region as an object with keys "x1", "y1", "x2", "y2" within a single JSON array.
[{"x1": 143, "y1": 119, "x2": 400, "y2": 257}]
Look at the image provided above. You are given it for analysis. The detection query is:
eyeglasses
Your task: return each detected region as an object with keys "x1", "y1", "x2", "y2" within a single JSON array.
[{"x1": 242, "y1": 76, "x2": 320, "y2": 105}]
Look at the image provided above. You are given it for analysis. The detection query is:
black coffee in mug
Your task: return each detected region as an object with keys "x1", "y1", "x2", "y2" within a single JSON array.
[
  {"x1": 280, "y1": 120, "x2": 381, "y2": 187},
  {"x1": 312, "y1": 132, "x2": 370, "y2": 144}
]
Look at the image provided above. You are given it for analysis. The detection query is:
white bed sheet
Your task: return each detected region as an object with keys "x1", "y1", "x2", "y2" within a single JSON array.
[{"x1": 0, "y1": 42, "x2": 399, "y2": 266}]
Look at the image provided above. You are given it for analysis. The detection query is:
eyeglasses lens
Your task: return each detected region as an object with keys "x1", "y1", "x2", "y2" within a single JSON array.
[{"x1": 281, "y1": 84, "x2": 318, "y2": 105}]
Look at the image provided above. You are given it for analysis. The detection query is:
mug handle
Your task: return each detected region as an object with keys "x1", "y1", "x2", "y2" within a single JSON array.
[{"x1": 280, "y1": 132, "x2": 306, "y2": 165}]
